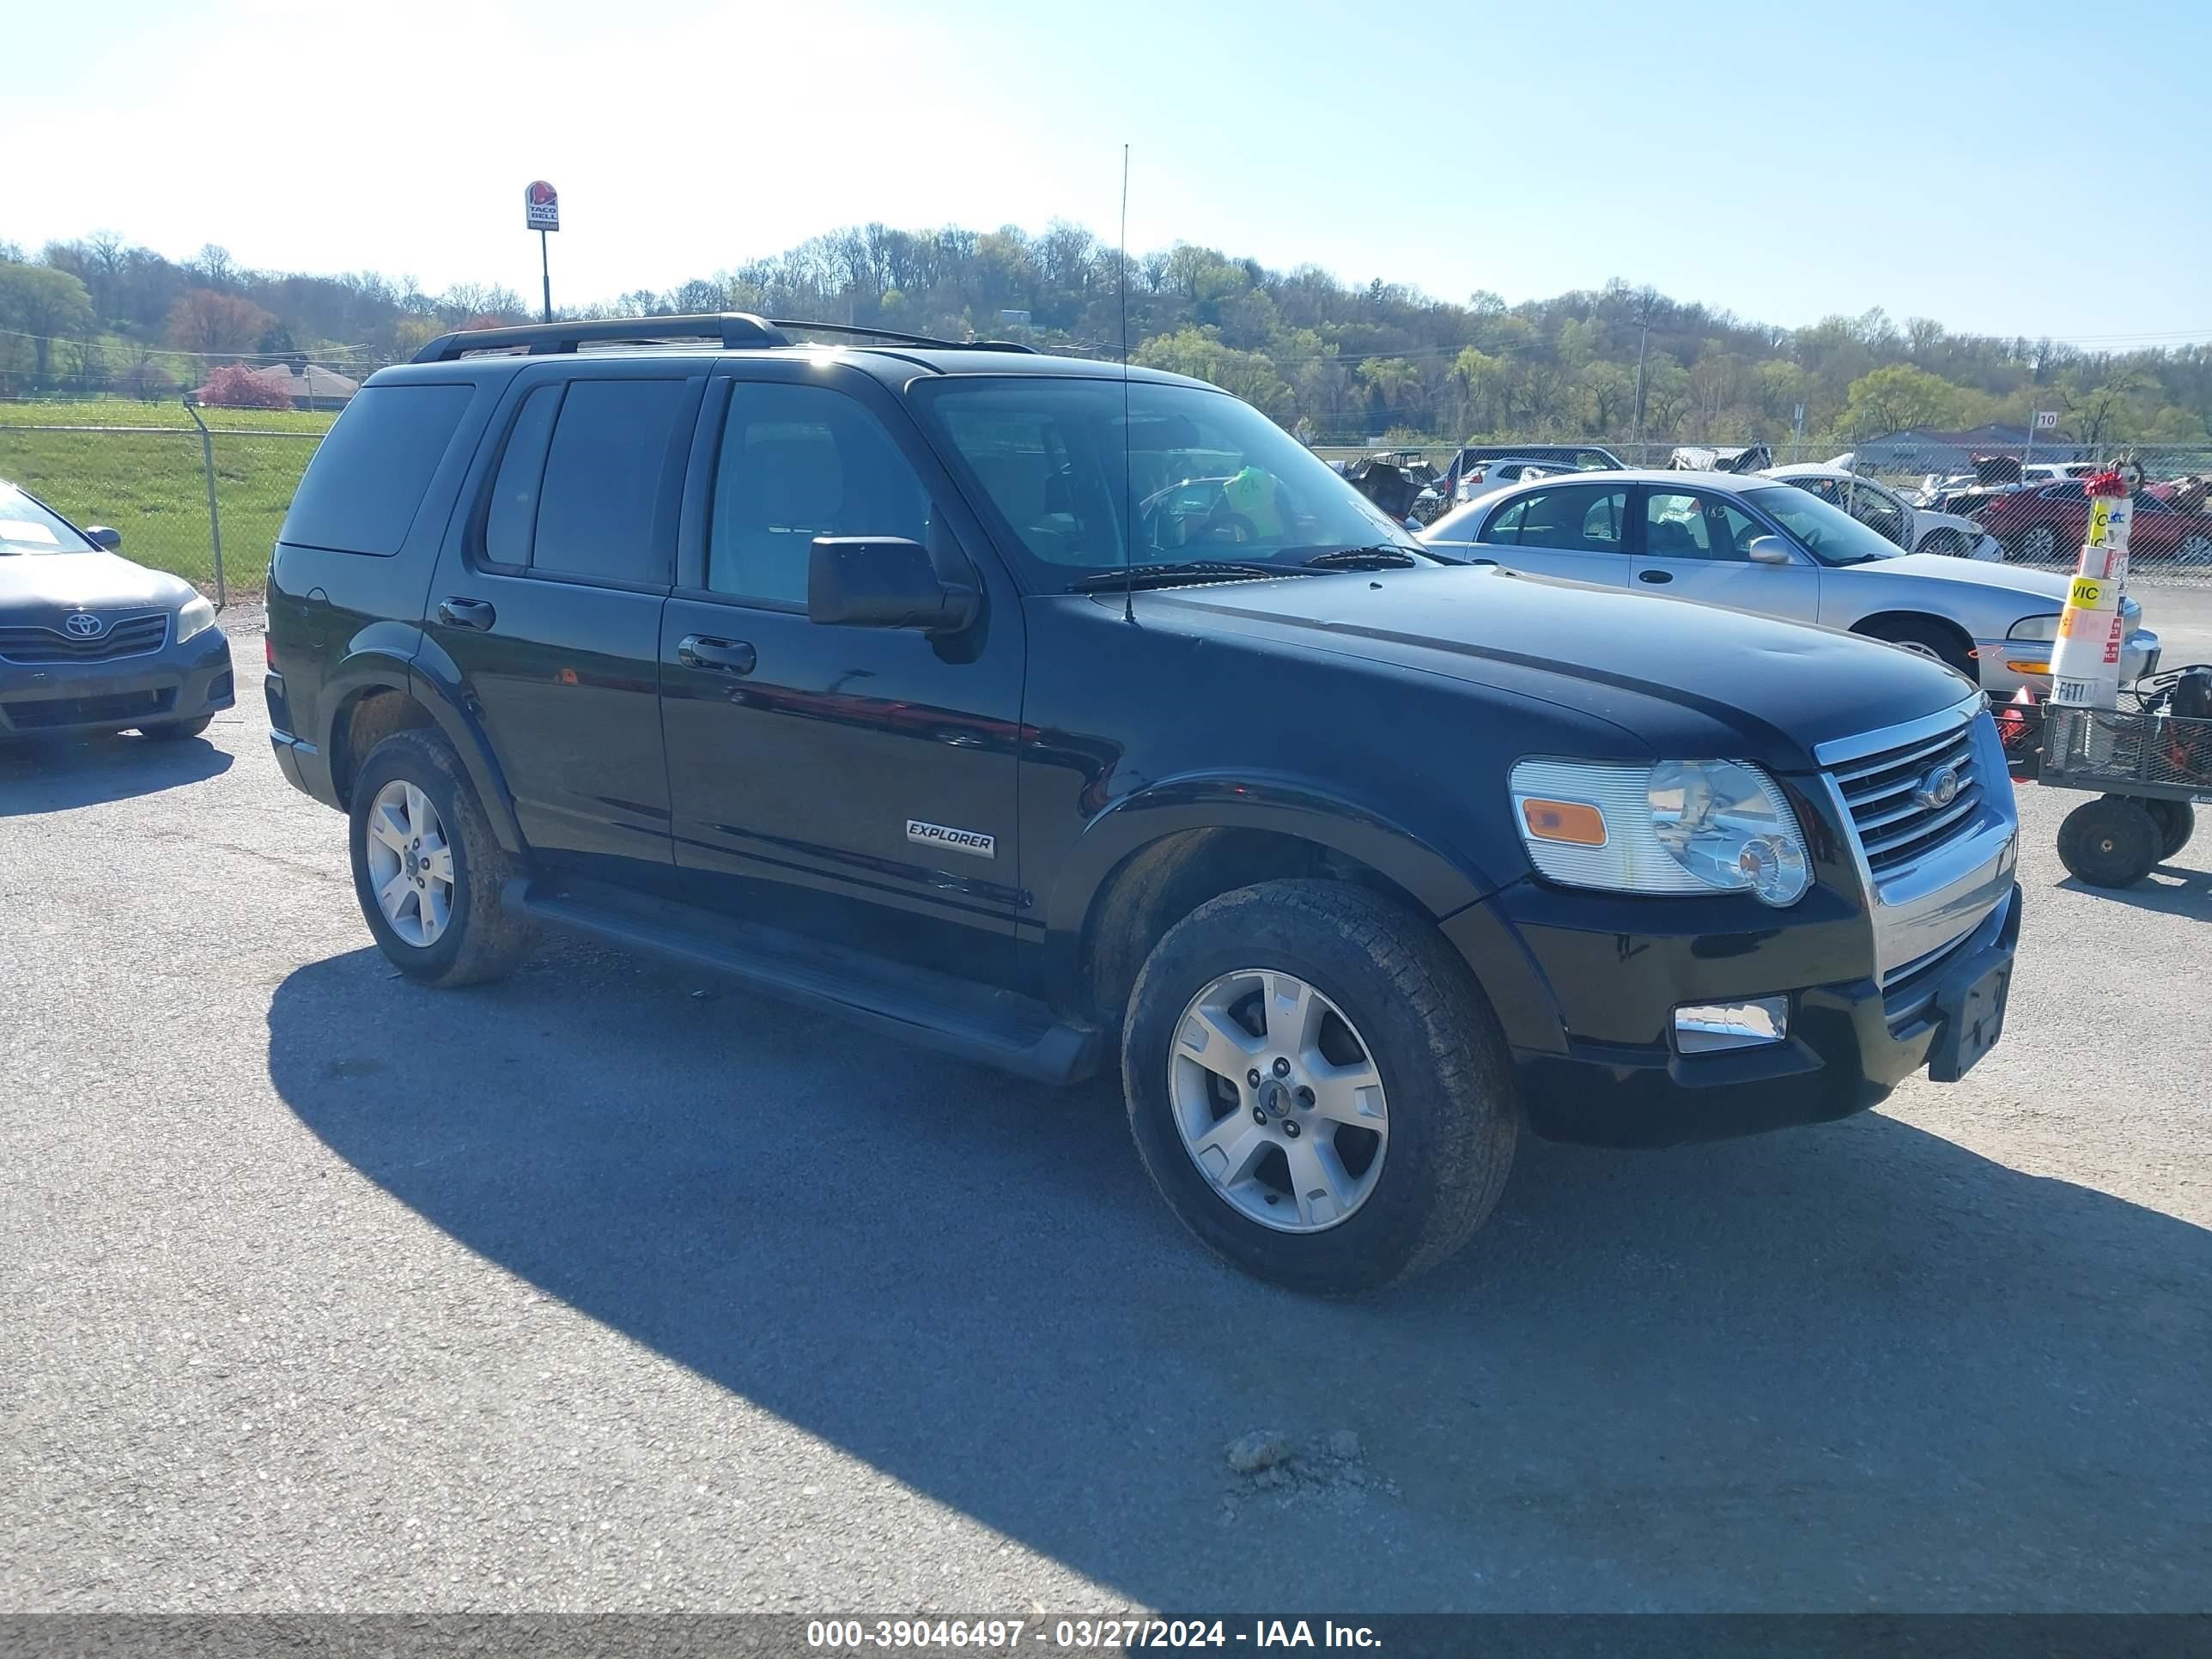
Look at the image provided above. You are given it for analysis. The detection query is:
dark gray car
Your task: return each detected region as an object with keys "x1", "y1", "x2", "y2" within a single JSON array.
[{"x1": 0, "y1": 480, "x2": 234, "y2": 741}]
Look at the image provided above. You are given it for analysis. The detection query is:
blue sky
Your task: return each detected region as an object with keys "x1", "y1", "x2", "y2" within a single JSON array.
[{"x1": 8, "y1": 0, "x2": 2209, "y2": 344}]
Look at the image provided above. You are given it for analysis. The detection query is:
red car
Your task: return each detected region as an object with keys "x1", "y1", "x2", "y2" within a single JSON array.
[{"x1": 1974, "y1": 479, "x2": 2212, "y2": 565}]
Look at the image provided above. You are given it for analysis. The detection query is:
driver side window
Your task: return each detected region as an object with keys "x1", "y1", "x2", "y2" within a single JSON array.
[
  {"x1": 1644, "y1": 491, "x2": 1763, "y2": 561},
  {"x1": 707, "y1": 382, "x2": 932, "y2": 605}
]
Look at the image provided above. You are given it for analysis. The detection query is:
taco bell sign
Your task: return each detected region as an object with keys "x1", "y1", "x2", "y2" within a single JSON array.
[{"x1": 525, "y1": 180, "x2": 560, "y2": 233}]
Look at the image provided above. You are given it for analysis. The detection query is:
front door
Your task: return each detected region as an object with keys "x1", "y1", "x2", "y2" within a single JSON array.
[
  {"x1": 658, "y1": 370, "x2": 1025, "y2": 985},
  {"x1": 419, "y1": 367, "x2": 700, "y2": 881},
  {"x1": 1630, "y1": 484, "x2": 1820, "y2": 623}
]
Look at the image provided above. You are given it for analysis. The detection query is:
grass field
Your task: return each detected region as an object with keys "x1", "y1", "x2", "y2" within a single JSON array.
[{"x1": 0, "y1": 401, "x2": 336, "y2": 594}]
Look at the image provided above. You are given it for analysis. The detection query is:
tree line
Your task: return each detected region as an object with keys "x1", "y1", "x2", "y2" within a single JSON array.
[{"x1": 2, "y1": 222, "x2": 2206, "y2": 450}]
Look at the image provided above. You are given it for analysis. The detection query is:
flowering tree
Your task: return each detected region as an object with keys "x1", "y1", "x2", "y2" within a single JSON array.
[{"x1": 198, "y1": 362, "x2": 294, "y2": 410}]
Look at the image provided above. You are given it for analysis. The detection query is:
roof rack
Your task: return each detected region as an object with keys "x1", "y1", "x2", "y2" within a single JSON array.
[
  {"x1": 410, "y1": 313, "x2": 790, "y2": 363},
  {"x1": 769, "y1": 319, "x2": 1038, "y2": 355}
]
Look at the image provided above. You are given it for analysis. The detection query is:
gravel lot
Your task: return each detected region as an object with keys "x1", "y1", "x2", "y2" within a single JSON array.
[{"x1": 3, "y1": 599, "x2": 2207, "y2": 1615}]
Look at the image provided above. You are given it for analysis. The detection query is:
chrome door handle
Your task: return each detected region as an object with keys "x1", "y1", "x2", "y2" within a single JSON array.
[{"x1": 678, "y1": 634, "x2": 757, "y2": 674}]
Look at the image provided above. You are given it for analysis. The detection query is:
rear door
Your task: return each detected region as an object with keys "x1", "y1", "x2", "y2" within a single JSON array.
[
  {"x1": 1473, "y1": 480, "x2": 1633, "y2": 586},
  {"x1": 1630, "y1": 484, "x2": 1820, "y2": 623},
  {"x1": 417, "y1": 364, "x2": 700, "y2": 882}
]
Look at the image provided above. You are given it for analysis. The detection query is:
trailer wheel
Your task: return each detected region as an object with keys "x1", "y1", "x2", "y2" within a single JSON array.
[
  {"x1": 2140, "y1": 798, "x2": 2195, "y2": 860},
  {"x1": 2058, "y1": 797, "x2": 2162, "y2": 888}
]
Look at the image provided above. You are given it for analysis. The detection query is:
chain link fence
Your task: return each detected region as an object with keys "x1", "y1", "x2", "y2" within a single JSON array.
[
  {"x1": 0, "y1": 406, "x2": 328, "y2": 602},
  {"x1": 4, "y1": 403, "x2": 2210, "y2": 596}
]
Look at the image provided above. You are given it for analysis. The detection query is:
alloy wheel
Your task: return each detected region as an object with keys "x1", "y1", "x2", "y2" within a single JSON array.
[
  {"x1": 364, "y1": 779, "x2": 455, "y2": 948},
  {"x1": 2181, "y1": 533, "x2": 2212, "y2": 566},
  {"x1": 2024, "y1": 525, "x2": 2059, "y2": 561},
  {"x1": 1168, "y1": 969, "x2": 1389, "y2": 1233}
]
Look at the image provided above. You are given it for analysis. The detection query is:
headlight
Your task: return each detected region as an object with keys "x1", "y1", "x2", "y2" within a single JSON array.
[
  {"x1": 2007, "y1": 614, "x2": 2058, "y2": 642},
  {"x1": 173, "y1": 593, "x2": 216, "y2": 644},
  {"x1": 1510, "y1": 757, "x2": 1811, "y2": 907}
]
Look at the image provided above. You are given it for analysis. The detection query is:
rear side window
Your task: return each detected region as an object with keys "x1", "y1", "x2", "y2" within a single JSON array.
[
  {"x1": 1485, "y1": 484, "x2": 1627, "y2": 552},
  {"x1": 529, "y1": 379, "x2": 691, "y2": 586},
  {"x1": 281, "y1": 383, "x2": 472, "y2": 556},
  {"x1": 481, "y1": 384, "x2": 562, "y2": 568}
]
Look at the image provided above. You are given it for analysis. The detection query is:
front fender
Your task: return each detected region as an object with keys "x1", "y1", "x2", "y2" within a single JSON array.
[{"x1": 1041, "y1": 768, "x2": 1507, "y2": 944}]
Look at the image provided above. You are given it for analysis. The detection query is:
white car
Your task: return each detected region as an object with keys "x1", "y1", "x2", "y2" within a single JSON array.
[
  {"x1": 1419, "y1": 468, "x2": 2159, "y2": 699},
  {"x1": 1763, "y1": 464, "x2": 2002, "y2": 561}
]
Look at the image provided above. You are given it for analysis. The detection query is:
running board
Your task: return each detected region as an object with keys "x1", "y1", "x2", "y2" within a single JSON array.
[{"x1": 503, "y1": 878, "x2": 1104, "y2": 1086}]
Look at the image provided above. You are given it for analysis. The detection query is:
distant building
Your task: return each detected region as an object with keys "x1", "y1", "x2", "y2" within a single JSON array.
[
  {"x1": 1852, "y1": 423, "x2": 2087, "y2": 475},
  {"x1": 193, "y1": 362, "x2": 358, "y2": 410}
]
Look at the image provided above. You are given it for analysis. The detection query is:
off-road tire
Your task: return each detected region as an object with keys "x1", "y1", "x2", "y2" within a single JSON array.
[
  {"x1": 2057, "y1": 796, "x2": 2161, "y2": 889},
  {"x1": 348, "y1": 729, "x2": 534, "y2": 988},
  {"x1": 1121, "y1": 878, "x2": 1518, "y2": 1295}
]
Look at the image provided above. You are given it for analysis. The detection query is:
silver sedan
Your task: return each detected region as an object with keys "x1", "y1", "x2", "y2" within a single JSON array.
[{"x1": 1419, "y1": 468, "x2": 2160, "y2": 697}]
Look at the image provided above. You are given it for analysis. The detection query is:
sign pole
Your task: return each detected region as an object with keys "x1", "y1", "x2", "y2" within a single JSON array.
[{"x1": 523, "y1": 179, "x2": 560, "y2": 324}]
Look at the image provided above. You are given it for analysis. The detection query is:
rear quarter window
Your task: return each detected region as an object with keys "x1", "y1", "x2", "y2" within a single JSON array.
[{"x1": 280, "y1": 383, "x2": 475, "y2": 556}]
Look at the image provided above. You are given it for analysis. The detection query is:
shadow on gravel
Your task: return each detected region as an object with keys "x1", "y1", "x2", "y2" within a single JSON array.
[
  {"x1": 269, "y1": 944, "x2": 2212, "y2": 1611},
  {"x1": 2055, "y1": 867, "x2": 2212, "y2": 918},
  {"x1": 0, "y1": 730, "x2": 232, "y2": 815}
]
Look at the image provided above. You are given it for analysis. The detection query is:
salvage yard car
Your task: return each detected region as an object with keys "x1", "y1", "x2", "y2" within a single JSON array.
[
  {"x1": 1763, "y1": 463, "x2": 2003, "y2": 561},
  {"x1": 264, "y1": 316, "x2": 2022, "y2": 1293},
  {"x1": 1420, "y1": 468, "x2": 2160, "y2": 698},
  {"x1": 0, "y1": 478, "x2": 234, "y2": 742}
]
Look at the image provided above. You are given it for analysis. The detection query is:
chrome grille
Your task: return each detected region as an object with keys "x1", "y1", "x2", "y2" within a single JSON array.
[
  {"x1": 1826, "y1": 714, "x2": 1982, "y2": 876},
  {"x1": 0, "y1": 613, "x2": 169, "y2": 665}
]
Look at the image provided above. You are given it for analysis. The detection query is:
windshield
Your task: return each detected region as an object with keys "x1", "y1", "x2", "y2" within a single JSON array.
[
  {"x1": 0, "y1": 484, "x2": 97, "y2": 557},
  {"x1": 910, "y1": 377, "x2": 1425, "y2": 591},
  {"x1": 1740, "y1": 484, "x2": 1905, "y2": 566}
]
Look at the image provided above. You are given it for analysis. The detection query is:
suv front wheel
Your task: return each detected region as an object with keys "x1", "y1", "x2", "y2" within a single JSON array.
[
  {"x1": 1121, "y1": 879, "x2": 1518, "y2": 1294},
  {"x1": 348, "y1": 729, "x2": 534, "y2": 988}
]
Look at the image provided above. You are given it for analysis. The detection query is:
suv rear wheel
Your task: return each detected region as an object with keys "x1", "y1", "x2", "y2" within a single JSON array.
[
  {"x1": 349, "y1": 729, "x2": 534, "y2": 988},
  {"x1": 1121, "y1": 879, "x2": 1517, "y2": 1294}
]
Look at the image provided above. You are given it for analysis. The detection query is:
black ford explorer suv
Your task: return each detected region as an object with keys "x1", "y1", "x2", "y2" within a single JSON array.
[{"x1": 265, "y1": 314, "x2": 2021, "y2": 1293}]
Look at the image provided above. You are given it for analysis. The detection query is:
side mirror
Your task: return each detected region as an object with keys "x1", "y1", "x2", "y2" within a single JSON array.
[
  {"x1": 1746, "y1": 535, "x2": 1793, "y2": 566},
  {"x1": 85, "y1": 526, "x2": 123, "y2": 550},
  {"x1": 808, "y1": 537, "x2": 979, "y2": 633}
]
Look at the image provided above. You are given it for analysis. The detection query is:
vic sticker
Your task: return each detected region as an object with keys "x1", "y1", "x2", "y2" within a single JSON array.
[{"x1": 906, "y1": 819, "x2": 996, "y2": 859}]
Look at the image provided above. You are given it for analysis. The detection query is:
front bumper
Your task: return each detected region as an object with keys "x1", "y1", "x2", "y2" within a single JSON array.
[
  {"x1": 1974, "y1": 626, "x2": 2160, "y2": 698},
  {"x1": 1444, "y1": 841, "x2": 2021, "y2": 1149},
  {"x1": 0, "y1": 623, "x2": 234, "y2": 738}
]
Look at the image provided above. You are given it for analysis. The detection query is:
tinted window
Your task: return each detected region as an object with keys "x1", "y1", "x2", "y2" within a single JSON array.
[
  {"x1": 1485, "y1": 484, "x2": 1627, "y2": 552},
  {"x1": 1644, "y1": 490, "x2": 1764, "y2": 560},
  {"x1": 531, "y1": 379, "x2": 690, "y2": 586},
  {"x1": 481, "y1": 384, "x2": 562, "y2": 568},
  {"x1": 282, "y1": 383, "x2": 472, "y2": 556},
  {"x1": 708, "y1": 383, "x2": 933, "y2": 605}
]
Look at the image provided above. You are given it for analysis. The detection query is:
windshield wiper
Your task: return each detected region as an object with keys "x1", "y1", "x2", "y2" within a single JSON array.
[
  {"x1": 1068, "y1": 560, "x2": 1305, "y2": 592},
  {"x1": 1300, "y1": 544, "x2": 1423, "y2": 570}
]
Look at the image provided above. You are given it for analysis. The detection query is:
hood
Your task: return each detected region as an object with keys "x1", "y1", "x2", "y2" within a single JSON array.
[
  {"x1": 0, "y1": 550, "x2": 195, "y2": 617},
  {"x1": 1135, "y1": 565, "x2": 1973, "y2": 771},
  {"x1": 1848, "y1": 551, "x2": 2067, "y2": 605}
]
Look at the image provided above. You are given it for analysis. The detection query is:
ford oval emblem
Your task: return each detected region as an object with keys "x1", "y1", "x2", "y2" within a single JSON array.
[
  {"x1": 64, "y1": 612, "x2": 105, "y2": 638},
  {"x1": 1914, "y1": 763, "x2": 1960, "y2": 810}
]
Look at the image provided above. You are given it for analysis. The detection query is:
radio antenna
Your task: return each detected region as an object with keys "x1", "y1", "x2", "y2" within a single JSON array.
[{"x1": 1119, "y1": 143, "x2": 1135, "y2": 625}]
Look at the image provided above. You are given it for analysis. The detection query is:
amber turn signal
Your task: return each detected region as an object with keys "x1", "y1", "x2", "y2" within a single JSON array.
[{"x1": 1521, "y1": 799, "x2": 1607, "y2": 846}]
